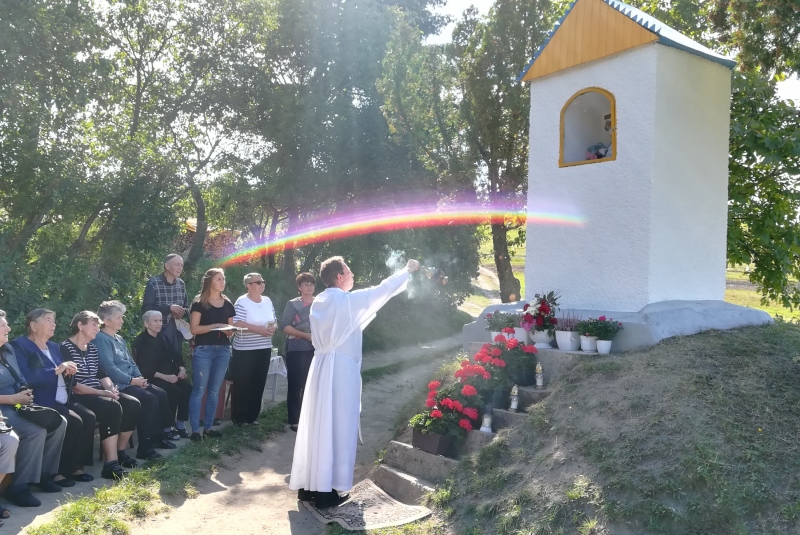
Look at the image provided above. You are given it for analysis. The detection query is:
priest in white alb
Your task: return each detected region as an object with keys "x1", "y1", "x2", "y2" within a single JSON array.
[{"x1": 289, "y1": 255, "x2": 419, "y2": 508}]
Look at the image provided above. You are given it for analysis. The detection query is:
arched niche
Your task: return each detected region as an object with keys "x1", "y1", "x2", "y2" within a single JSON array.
[{"x1": 560, "y1": 87, "x2": 616, "y2": 167}]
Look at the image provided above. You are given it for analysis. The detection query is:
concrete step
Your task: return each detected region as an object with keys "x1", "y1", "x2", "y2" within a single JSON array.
[
  {"x1": 384, "y1": 441, "x2": 458, "y2": 484},
  {"x1": 492, "y1": 408, "x2": 528, "y2": 430},
  {"x1": 518, "y1": 386, "x2": 551, "y2": 409},
  {"x1": 373, "y1": 464, "x2": 435, "y2": 504},
  {"x1": 466, "y1": 344, "x2": 586, "y2": 389},
  {"x1": 458, "y1": 429, "x2": 495, "y2": 455}
]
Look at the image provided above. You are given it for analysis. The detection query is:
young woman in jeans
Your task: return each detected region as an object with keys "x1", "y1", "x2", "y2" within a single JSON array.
[{"x1": 188, "y1": 268, "x2": 235, "y2": 442}]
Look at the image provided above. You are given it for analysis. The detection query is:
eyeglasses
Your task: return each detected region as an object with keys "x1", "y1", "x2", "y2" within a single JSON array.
[
  {"x1": 248, "y1": 280, "x2": 265, "y2": 285},
  {"x1": 299, "y1": 282, "x2": 315, "y2": 287}
]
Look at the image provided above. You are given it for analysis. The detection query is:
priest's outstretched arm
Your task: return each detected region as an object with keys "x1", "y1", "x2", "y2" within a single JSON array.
[{"x1": 349, "y1": 260, "x2": 419, "y2": 331}]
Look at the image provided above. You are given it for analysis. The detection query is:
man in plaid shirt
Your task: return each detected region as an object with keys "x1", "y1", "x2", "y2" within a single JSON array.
[{"x1": 142, "y1": 254, "x2": 189, "y2": 356}]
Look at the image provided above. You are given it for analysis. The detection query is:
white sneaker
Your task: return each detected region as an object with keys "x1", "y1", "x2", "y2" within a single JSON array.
[{"x1": 175, "y1": 318, "x2": 193, "y2": 340}]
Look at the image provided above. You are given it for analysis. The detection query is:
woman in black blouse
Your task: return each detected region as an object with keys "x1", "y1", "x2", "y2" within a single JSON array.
[
  {"x1": 61, "y1": 311, "x2": 140, "y2": 479},
  {"x1": 132, "y1": 310, "x2": 192, "y2": 438},
  {"x1": 188, "y1": 268, "x2": 235, "y2": 442}
]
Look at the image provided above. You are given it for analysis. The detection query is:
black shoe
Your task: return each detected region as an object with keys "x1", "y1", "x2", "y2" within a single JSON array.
[
  {"x1": 176, "y1": 428, "x2": 190, "y2": 439},
  {"x1": 289, "y1": 424, "x2": 298, "y2": 432},
  {"x1": 213, "y1": 418, "x2": 221, "y2": 426},
  {"x1": 101, "y1": 462, "x2": 128, "y2": 480},
  {"x1": 203, "y1": 429, "x2": 221, "y2": 439},
  {"x1": 118, "y1": 450, "x2": 138, "y2": 469},
  {"x1": 136, "y1": 449, "x2": 164, "y2": 461},
  {"x1": 4, "y1": 487, "x2": 41, "y2": 507},
  {"x1": 314, "y1": 490, "x2": 350, "y2": 508},
  {"x1": 70, "y1": 472, "x2": 94, "y2": 483},
  {"x1": 190, "y1": 432, "x2": 202, "y2": 443},
  {"x1": 163, "y1": 429, "x2": 181, "y2": 440},
  {"x1": 152, "y1": 439, "x2": 177, "y2": 449},
  {"x1": 34, "y1": 478, "x2": 64, "y2": 492},
  {"x1": 297, "y1": 489, "x2": 316, "y2": 501}
]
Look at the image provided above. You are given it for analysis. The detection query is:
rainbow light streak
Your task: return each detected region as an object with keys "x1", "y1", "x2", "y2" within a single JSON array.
[{"x1": 218, "y1": 201, "x2": 584, "y2": 266}]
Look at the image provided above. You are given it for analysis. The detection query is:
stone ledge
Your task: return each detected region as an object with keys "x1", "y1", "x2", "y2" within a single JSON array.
[
  {"x1": 458, "y1": 429, "x2": 495, "y2": 455},
  {"x1": 384, "y1": 441, "x2": 458, "y2": 484},
  {"x1": 372, "y1": 465, "x2": 435, "y2": 504},
  {"x1": 492, "y1": 408, "x2": 527, "y2": 430}
]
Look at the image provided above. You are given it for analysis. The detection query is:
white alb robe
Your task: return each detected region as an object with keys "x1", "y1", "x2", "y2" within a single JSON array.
[{"x1": 289, "y1": 269, "x2": 410, "y2": 492}]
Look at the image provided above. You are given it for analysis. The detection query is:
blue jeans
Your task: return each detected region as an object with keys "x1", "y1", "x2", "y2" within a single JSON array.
[{"x1": 189, "y1": 344, "x2": 231, "y2": 433}]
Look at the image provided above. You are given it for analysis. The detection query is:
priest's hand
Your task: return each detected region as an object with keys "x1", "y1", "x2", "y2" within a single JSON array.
[{"x1": 406, "y1": 259, "x2": 420, "y2": 272}]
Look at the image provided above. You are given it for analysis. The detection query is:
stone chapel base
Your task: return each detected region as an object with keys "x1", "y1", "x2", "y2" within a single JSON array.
[{"x1": 462, "y1": 300, "x2": 773, "y2": 352}]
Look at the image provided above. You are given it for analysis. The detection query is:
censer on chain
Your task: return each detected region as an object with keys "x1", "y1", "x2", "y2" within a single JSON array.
[{"x1": 419, "y1": 265, "x2": 449, "y2": 286}]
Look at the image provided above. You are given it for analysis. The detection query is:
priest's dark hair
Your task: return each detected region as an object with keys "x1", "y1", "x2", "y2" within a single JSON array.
[{"x1": 320, "y1": 256, "x2": 345, "y2": 287}]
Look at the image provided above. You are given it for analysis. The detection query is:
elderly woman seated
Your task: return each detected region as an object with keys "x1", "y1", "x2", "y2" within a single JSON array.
[
  {"x1": 94, "y1": 300, "x2": 179, "y2": 461},
  {"x1": 60, "y1": 311, "x2": 142, "y2": 479},
  {"x1": 11, "y1": 308, "x2": 91, "y2": 487},
  {"x1": 0, "y1": 309, "x2": 65, "y2": 509},
  {"x1": 132, "y1": 311, "x2": 192, "y2": 438}
]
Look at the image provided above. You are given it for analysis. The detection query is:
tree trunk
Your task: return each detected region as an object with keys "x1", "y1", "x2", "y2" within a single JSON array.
[
  {"x1": 184, "y1": 177, "x2": 207, "y2": 274},
  {"x1": 267, "y1": 208, "x2": 280, "y2": 270},
  {"x1": 487, "y1": 163, "x2": 520, "y2": 303},
  {"x1": 300, "y1": 242, "x2": 323, "y2": 273},
  {"x1": 282, "y1": 207, "x2": 299, "y2": 273}
]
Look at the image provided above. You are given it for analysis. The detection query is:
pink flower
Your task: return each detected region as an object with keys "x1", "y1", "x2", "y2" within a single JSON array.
[
  {"x1": 598, "y1": 315, "x2": 606, "y2": 321},
  {"x1": 430, "y1": 410, "x2": 443, "y2": 418},
  {"x1": 494, "y1": 334, "x2": 507, "y2": 343},
  {"x1": 461, "y1": 384, "x2": 478, "y2": 396},
  {"x1": 462, "y1": 407, "x2": 479, "y2": 420},
  {"x1": 427, "y1": 381, "x2": 441, "y2": 390},
  {"x1": 486, "y1": 313, "x2": 493, "y2": 318},
  {"x1": 458, "y1": 419, "x2": 473, "y2": 431},
  {"x1": 491, "y1": 358, "x2": 507, "y2": 368}
]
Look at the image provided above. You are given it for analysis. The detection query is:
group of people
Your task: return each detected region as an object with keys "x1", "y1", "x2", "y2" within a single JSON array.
[
  {"x1": 0, "y1": 250, "x2": 421, "y2": 519},
  {"x1": 0, "y1": 253, "x2": 323, "y2": 521}
]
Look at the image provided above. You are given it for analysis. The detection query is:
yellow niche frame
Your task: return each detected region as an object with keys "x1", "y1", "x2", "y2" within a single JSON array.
[{"x1": 559, "y1": 87, "x2": 617, "y2": 168}]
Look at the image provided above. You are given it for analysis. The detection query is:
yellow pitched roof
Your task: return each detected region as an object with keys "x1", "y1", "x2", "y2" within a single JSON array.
[
  {"x1": 521, "y1": 0, "x2": 657, "y2": 81},
  {"x1": 520, "y1": 0, "x2": 736, "y2": 81}
]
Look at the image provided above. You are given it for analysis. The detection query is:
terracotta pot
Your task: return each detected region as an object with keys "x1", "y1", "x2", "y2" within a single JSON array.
[{"x1": 411, "y1": 427, "x2": 455, "y2": 457}]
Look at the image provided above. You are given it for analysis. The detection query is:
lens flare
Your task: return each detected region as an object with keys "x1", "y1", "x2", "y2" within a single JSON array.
[{"x1": 218, "y1": 200, "x2": 583, "y2": 267}]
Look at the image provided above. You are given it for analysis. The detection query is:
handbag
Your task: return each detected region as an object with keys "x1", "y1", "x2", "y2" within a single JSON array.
[{"x1": 15, "y1": 402, "x2": 63, "y2": 433}]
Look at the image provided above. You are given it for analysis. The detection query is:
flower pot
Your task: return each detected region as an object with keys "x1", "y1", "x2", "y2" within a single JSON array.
[
  {"x1": 491, "y1": 387, "x2": 510, "y2": 410},
  {"x1": 596, "y1": 340, "x2": 612, "y2": 354},
  {"x1": 511, "y1": 366, "x2": 534, "y2": 386},
  {"x1": 580, "y1": 335, "x2": 598, "y2": 352},
  {"x1": 531, "y1": 330, "x2": 553, "y2": 349},
  {"x1": 411, "y1": 428, "x2": 455, "y2": 457},
  {"x1": 489, "y1": 331, "x2": 501, "y2": 341},
  {"x1": 555, "y1": 330, "x2": 581, "y2": 351},
  {"x1": 512, "y1": 327, "x2": 527, "y2": 341}
]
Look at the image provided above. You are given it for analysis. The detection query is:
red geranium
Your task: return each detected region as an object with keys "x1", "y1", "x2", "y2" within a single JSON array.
[
  {"x1": 493, "y1": 334, "x2": 507, "y2": 343},
  {"x1": 452, "y1": 400, "x2": 463, "y2": 412},
  {"x1": 481, "y1": 343, "x2": 491, "y2": 351},
  {"x1": 599, "y1": 315, "x2": 606, "y2": 321},
  {"x1": 459, "y1": 419, "x2": 473, "y2": 431},
  {"x1": 462, "y1": 384, "x2": 478, "y2": 396},
  {"x1": 491, "y1": 347, "x2": 502, "y2": 357},
  {"x1": 491, "y1": 357, "x2": 507, "y2": 368},
  {"x1": 427, "y1": 381, "x2": 441, "y2": 390},
  {"x1": 430, "y1": 410, "x2": 443, "y2": 418},
  {"x1": 506, "y1": 338, "x2": 520, "y2": 350},
  {"x1": 425, "y1": 397, "x2": 436, "y2": 408},
  {"x1": 501, "y1": 327, "x2": 515, "y2": 334},
  {"x1": 462, "y1": 407, "x2": 479, "y2": 420},
  {"x1": 522, "y1": 344, "x2": 538, "y2": 354},
  {"x1": 535, "y1": 316, "x2": 544, "y2": 327}
]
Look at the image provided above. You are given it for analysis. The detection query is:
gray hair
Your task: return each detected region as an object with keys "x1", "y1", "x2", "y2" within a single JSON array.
[
  {"x1": 142, "y1": 310, "x2": 162, "y2": 324},
  {"x1": 0, "y1": 309, "x2": 5, "y2": 319},
  {"x1": 69, "y1": 311, "x2": 100, "y2": 335},
  {"x1": 243, "y1": 272, "x2": 262, "y2": 286},
  {"x1": 97, "y1": 300, "x2": 127, "y2": 322},
  {"x1": 25, "y1": 308, "x2": 55, "y2": 336}
]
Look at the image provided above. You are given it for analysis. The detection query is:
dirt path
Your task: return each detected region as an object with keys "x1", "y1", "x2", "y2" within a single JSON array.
[{"x1": 122, "y1": 337, "x2": 460, "y2": 535}]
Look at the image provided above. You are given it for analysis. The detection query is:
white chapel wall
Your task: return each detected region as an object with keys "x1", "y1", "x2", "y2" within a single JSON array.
[
  {"x1": 526, "y1": 44, "x2": 660, "y2": 312},
  {"x1": 648, "y1": 45, "x2": 731, "y2": 302}
]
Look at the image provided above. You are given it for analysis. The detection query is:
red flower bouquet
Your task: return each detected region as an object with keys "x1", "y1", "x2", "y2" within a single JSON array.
[{"x1": 521, "y1": 291, "x2": 560, "y2": 336}]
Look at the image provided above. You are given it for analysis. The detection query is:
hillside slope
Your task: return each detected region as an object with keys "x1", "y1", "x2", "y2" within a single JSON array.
[{"x1": 431, "y1": 322, "x2": 800, "y2": 535}]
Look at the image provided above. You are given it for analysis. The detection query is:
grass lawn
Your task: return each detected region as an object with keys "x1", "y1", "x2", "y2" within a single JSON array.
[{"x1": 725, "y1": 288, "x2": 800, "y2": 320}]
